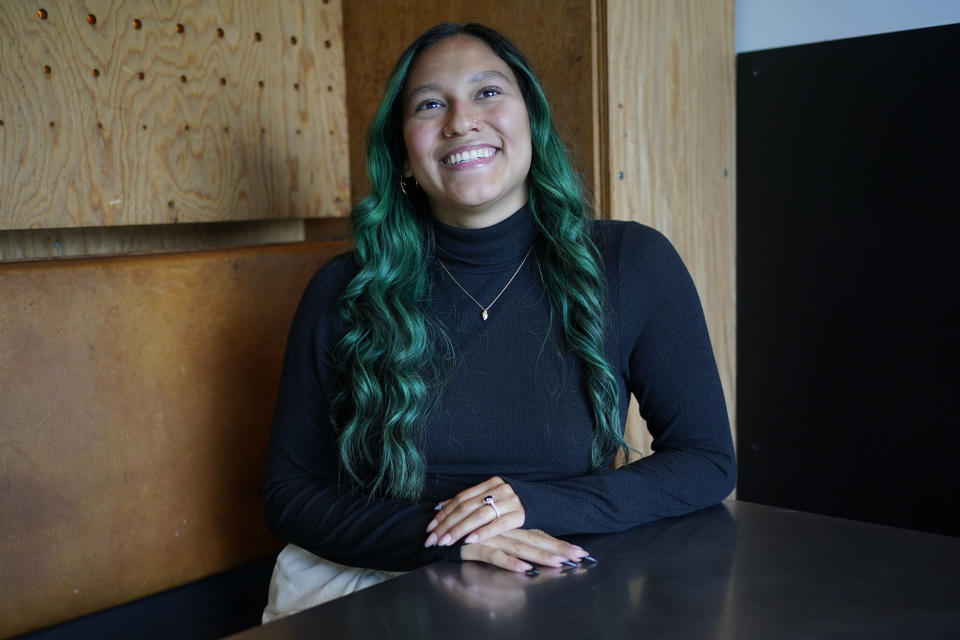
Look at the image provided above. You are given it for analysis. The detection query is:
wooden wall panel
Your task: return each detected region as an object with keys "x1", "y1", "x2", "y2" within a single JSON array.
[
  {"x1": 0, "y1": 0, "x2": 349, "y2": 230},
  {"x1": 0, "y1": 242, "x2": 349, "y2": 638},
  {"x1": 606, "y1": 0, "x2": 737, "y2": 456},
  {"x1": 342, "y1": 0, "x2": 601, "y2": 210},
  {"x1": 0, "y1": 219, "x2": 304, "y2": 261}
]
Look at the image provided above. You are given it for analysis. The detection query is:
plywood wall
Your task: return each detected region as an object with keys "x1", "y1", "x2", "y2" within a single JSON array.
[
  {"x1": 342, "y1": 0, "x2": 602, "y2": 209},
  {"x1": 0, "y1": 0, "x2": 349, "y2": 232},
  {"x1": 607, "y1": 0, "x2": 737, "y2": 454}
]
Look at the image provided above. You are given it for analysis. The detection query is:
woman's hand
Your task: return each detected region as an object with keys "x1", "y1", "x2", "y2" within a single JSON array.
[
  {"x1": 460, "y1": 528, "x2": 590, "y2": 573},
  {"x1": 425, "y1": 476, "x2": 524, "y2": 548}
]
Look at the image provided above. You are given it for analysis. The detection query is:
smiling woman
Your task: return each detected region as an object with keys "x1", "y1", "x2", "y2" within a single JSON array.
[
  {"x1": 401, "y1": 36, "x2": 532, "y2": 228},
  {"x1": 261, "y1": 23, "x2": 735, "y2": 623}
]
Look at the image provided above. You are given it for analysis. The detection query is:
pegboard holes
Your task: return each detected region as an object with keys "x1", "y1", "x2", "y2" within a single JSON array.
[
  {"x1": 290, "y1": 36, "x2": 297, "y2": 45},
  {"x1": 176, "y1": 23, "x2": 184, "y2": 34},
  {"x1": 132, "y1": 19, "x2": 142, "y2": 30},
  {"x1": 258, "y1": 80, "x2": 264, "y2": 88},
  {"x1": 142, "y1": 124, "x2": 147, "y2": 130},
  {"x1": 216, "y1": 28, "x2": 224, "y2": 38},
  {"x1": 327, "y1": 85, "x2": 332, "y2": 92},
  {"x1": 168, "y1": 201, "x2": 175, "y2": 208},
  {"x1": 293, "y1": 83, "x2": 299, "y2": 90},
  {"x1": 254, "y1": 32, "x2": 262, "y2": 42},
  {"x1": 324, "y1": 40, "x2": 331, "y2": 49},
  {"x1": 0, "y1": 120, "x2": 5, "y2": 127},
  {"x1": 184, "y1": 125, "x2": 190, "y2": 131},
  {"x1": 43, "y1": 65, "x2": 52, "y2": 75},
  {"x1": 223, "y1": 126, "x2": 229, "y2": 133},
  {"x1": 295, "y1": 129, "x2": 301, "y2": 135},
  {"x1": 38, "y1": 9, "x2": 48, "y2": 19},
  {"x1": 180, "y1": 75, "x2": 187, "y2": 83},
  {"x1": 220, "y1": 77, "x2": 226, "y2": 86},
  {"x1": 92, "y1": 68, "x2": 100, "y2": 78},
  {"x1": 87, "y1": 14, "x2": 97, "y2": 25},
  {"x1": 49, "y1": 122, "x2": 55, "y2": 128},
  {"x1": 137, "y1": 72, "x2": 145, "y2": 80},
  {"x1": 97, "y1": 122, "x2": 103, "y2": 129}
]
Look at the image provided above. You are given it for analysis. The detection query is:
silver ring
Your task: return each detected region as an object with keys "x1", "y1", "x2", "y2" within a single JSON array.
[
  {"x1": 443, "y1": 126, "x2": 452, "y2": 138},
  {"x1": 483, "y1": 495, "x2": 501, "y2": 519}
]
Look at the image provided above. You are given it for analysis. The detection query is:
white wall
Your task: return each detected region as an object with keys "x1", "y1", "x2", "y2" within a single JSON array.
[{"x1": 736, "y1": 0, "x2": 960, "y2": 52}]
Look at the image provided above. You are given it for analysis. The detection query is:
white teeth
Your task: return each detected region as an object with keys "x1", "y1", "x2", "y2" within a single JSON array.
[{"x1": 445, "y1": 147, "x2": 495, "y2": 165}]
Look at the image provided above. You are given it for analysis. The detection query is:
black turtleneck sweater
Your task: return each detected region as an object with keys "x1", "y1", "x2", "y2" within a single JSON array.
[{"x1": 263, "y1": 207, "x2": 735, "y2": 571}]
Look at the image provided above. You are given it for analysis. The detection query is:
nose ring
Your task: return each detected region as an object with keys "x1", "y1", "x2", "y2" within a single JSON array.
[{"x1": 442, "y1": 115, "x2": 480, "y2": 138}]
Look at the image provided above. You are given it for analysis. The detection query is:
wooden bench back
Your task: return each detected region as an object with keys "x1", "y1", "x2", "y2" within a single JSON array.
[{"x1": 0, "y1": 242, "x2": 349, "y2": 638}]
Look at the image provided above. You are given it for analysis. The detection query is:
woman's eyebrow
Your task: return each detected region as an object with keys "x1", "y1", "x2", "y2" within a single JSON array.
[{"x1": 469, "y1": 70, "x2": 511, "y2": 85}]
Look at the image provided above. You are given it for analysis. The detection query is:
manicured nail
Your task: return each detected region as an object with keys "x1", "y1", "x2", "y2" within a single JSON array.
[
  {"x1": 465, "y1": 534, "x2": 478, "y2": 544},
  {"x1": 581, "y1": 556, "x2": 598, "y2": 565},
  {"x1": 561, "y1": 560, "x2": 578, "y2": 568},
  {"x1": 424, "y1": 533, "x2": 437, "y2": 547},
  {"x1": 439, "y1": 534, "x2": 452, "y2": 547},
  {"x1": 434, "y1": 502, "x2": 444, "y2": 511},
  {"x1": 426, "y1": 519, "x2": 438, "y2": 533},
  {"x1": 525, "y1": 568, "x2": 540, "y2": 577}
]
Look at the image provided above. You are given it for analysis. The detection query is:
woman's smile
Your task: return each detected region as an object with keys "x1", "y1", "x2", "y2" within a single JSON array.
[
  {"x1": 441, "y1": 145, "x2": 498, "y2": 167},
  {"x1": 402, "y1": 35, "x2": 532, "y2": 228}
]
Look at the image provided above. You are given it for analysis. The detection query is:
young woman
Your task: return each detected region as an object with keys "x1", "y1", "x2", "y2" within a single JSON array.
[{"x1": 262, "y1": 23, "x2": 735, "y2": 620}]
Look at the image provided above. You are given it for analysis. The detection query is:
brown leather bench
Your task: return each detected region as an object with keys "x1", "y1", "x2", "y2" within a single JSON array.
[{"x1": 0, "y1": 241, "x2": 349, "y2": 639}]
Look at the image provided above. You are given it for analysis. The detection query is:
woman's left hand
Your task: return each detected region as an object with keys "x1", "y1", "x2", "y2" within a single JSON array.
[{"x1": 425, "y1": 476, "x2": 525, "y2": 547}]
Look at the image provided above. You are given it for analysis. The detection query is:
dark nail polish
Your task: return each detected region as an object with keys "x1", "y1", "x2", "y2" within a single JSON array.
[
  {"x1": 561, "y1": 560, "x2": 578, "y2": 567},
  {"x1": 582, "y1": 556, "x2": 598, "y2": 566},
  {"x1": 525, "y1": 568, "x2": 540, "y2": 577}
]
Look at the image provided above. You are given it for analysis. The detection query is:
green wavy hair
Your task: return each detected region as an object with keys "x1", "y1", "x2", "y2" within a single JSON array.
[{"x1": 331, "y1": 23, "x2": 630, "y2": 500}]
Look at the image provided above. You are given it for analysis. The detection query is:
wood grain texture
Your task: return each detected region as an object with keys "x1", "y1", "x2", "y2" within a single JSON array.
[
  {"x1": 342, "y1": 0, "x2": 599, "y2": 209},
  {"x1": 0, "y1": 242, "x2": 349, "y2": 638},
  {"x1": 606, "y1": 0, "x2": 737, "y2": 453},
  {"x1": 0, "y1": 219, "x2": 305, "y2": 261},
  {"x1": 0, "y1": 0, "x2": 349, "y2": 230}
]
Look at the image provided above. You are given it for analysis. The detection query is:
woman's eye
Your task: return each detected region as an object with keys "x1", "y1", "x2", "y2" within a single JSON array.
[
  {"x1": 477, "y1": 86, "x2": 502, "y2": 99},
  {"x1": 415, "y1": 99, "x2": 443, "y2": 112}
]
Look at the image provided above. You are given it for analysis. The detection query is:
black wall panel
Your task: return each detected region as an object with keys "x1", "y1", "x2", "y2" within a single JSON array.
[{"x1": 737, "y1": 24, "x2": 960, "y2": 536}]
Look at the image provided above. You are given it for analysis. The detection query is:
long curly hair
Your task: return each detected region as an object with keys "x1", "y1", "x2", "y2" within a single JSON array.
[{"x1": 331, "y1": 23, "x2": 629, "y2": 500}]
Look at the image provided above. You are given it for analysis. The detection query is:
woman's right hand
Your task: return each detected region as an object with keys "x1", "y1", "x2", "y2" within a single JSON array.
[{"x1": 459, "y1": 528, "x2": 590, "y2": 572}]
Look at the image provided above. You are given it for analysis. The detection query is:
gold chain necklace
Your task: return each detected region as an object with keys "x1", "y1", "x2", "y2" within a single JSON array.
[{"x1": 435, "y1": 246, "x2": 533, "y2": 321}]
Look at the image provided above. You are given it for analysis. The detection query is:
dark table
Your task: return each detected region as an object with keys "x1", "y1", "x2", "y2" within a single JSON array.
[{"x1": 229, "y1": 500, "x2": 960, "y2": 639}]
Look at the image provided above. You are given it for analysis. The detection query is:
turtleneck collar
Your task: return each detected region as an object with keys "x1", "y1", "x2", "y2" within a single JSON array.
[{"x1": 431, "y1": 205, "x2": 537, "y2": 271}]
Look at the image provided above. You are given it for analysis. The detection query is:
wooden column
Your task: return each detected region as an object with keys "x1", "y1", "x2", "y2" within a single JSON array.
[{"x1": 606, "y1": 0, "x2": 737, "y2": 455}]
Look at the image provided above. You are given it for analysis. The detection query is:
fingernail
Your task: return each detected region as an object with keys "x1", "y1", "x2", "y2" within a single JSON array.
[
  {"x1": 424, "y1": 534, "x2": 437, "y2": 547},
  {"x1": 465, "y1": 534, "x2": 478, "y2": 544},
  {"x1": 525, "y1": 568, "x2": 540, "y2": 577},
  {"x1": 426, "y1": 520, "x2": 437, "y2": 532},
  {"x1": 582, "y1": 556, "x2": 598, "y2": 565},
  {"x1": 561, "y1": 560, "x2": 578, "y2": 568},
  {"x1": 434, "y1": 502, "x2": 444, "y2": 511},
  {"x1": 439, "y1": 534, "x2": 452, "y2": 547}
]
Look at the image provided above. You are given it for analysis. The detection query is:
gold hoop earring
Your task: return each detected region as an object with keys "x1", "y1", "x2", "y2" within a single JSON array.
[
  {"x1": 442, "y1": 126, "x2": 453, "y2": 138},
  {"x1": 399, "y1": 176, "x2": 408, "y2": 196}
]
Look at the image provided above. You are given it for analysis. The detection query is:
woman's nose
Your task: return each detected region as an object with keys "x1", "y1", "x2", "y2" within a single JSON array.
[{"x1": 442, "y1": 101, "x2": 480, "y2": 138}]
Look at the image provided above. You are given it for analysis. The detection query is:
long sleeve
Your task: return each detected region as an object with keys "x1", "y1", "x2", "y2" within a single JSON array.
[
  {"x1": 509, "y1": 223, "x2": 736, "y2": 535},
  {"x1": 262, "y1": 256, "x2": 459, "y2": 571}
]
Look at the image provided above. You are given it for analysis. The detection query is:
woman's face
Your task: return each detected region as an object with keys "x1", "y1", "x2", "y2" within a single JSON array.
[{"x1": 401, "y1": 35, "x2": 532, "y2": 229}]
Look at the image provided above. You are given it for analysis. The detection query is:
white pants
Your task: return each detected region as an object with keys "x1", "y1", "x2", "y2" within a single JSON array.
[{"x1": 262, "y1": 544, "x2": 405, "y2": 623}]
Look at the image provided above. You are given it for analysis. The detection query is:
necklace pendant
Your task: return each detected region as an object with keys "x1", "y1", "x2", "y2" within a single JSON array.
[{"x1": 481, "y1": 309, "x2": 488, "y2": 321}]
